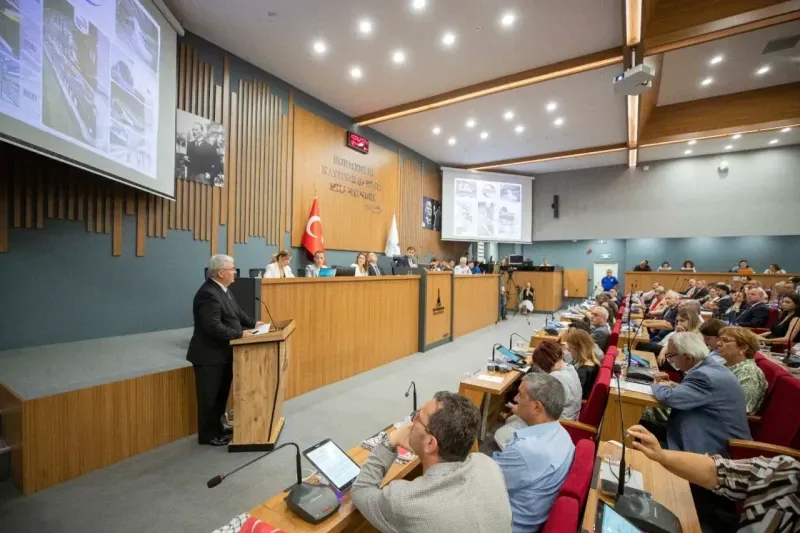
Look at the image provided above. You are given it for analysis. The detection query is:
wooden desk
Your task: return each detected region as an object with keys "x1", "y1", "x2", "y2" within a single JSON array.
[
  {"x1": 452, "y1": 274, "x2": 499, "y2": 338},
  {"x1": 624, "y1": 271, "x2": 799, "y2": 295},
  {"x1": 503, "y1": 270, "x2": 564, "y2": 312},
  {"x1": 582, "y1": 441, "x2": 701, "y2": 533},
  {"x1": 459, "y1": 369, "x2": 524, "y2": 441},
  {"x1": 530, "y1": 329, "x2": 561, "y2": 347},
  {"x1": 248, "y1": 426, "x2": 421, "y2": 532},
  {"x1": 765, "y1": 353, "x2": 800, "y2": 379},
  {"x1": 261, "y1": 277, "x2": 420, "y2": 399},
  {"x1": 600, "y1": 350, "x2": 659, "y2": 442},
  {"x1": 617, "y1": 328, "x2": 649, "y2": 349}
]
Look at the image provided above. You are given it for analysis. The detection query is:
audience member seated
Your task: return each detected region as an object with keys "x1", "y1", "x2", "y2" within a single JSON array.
[
  {"x1": 733, "y1": 288, "x2": 770, "y2": 328},
  {"x1": 367, "y1": 252, "x2": 384, "y2": 276},
  {"x1": 682, "y1": 278, "x2": 698, "y2": 297},
  {"x1": 600, "y1": 269, "x2": 619, "y2": 292},
  {"x1": 647, "y1": 332, "x2": 751, "y2": 456},
  {"x1": 790, "y1": 276, "x2": 800, "y2": 296},
  {"x1": 609, "y1": 287, "x2": 624, "y2": 306},
  {"x1": 757, "y1": 293, "x2": 800, "y2": 347},
  {"x1": 633, "y1": 259, "x2": 652, "y2": 272},
  {"x1": 448, "y1": 259, "x2": 456, "y2": 270},
  {"x1": 351, "y1": 392, "x2": 513, "y2": 533},
  {"x1": 628, "y1": 424, "x2": 800, "y2": 533},
  {"x1": 648, "y1": 287, "x2": 667, "y2": 314},
  {"x1": 639, "y1": 290, "x2": 680, "y2": 353},
  {"x1": 304, "y1": 250, "x2": 327, "y2": 277},
  {"x1": 641, "y1": 282, "x2": 661, "y2": 304},
  {"x1": 493, "y1": 374, "x2": 575, "y2": 533},
  {"x1": 701, "y1": 285, "x2": 719, "y2": 310},
  {"x1": 658, "y1": 261, "x2": 672, "y2": 271},
  {"x1": 565, "y1": 328, "x2": 601, "y2": 400},
  {"x1": 394, "y1": 246, "x2": 418, "y2": 268},
  {"x1": 734, "y1": 259, "x2": 755, "y2": 275},
  {"x1": 764, "y1": 263, "x2": 786, "y2": 275},
  {"x1": 469, "y1": 261, "x2": 481, "y2": 274},
  {"x1": 652, "y1": 305, "x2": 702, "y2": 366},
  {"x1": 709, "y1": 283, "x2": 733, "y2": 318},
  {"x1": 716, "y1": 327, "x2": 767, "y2": 414},
  {"x1": 352, "y1": 252, "x2": 369, "y2": 277},
  {"x1": 428, "y1": 258, "x2": 440, "y2": 271},
  {"x1": 691, "y1": 280, "x2": 710, "y2": 302},
  {"x1": 681, "y1": 260, "x2": 697, "y2": 272},
  {"x1": 540, "y1": 258, "x2": 550, "y2": 267},
  {"x1": 264, "y1": 249, "x2": 294, "y2": 278},
  {"x1": 699, "y1": 318, "x2": 728, "y2": 364},
  {"x1": 453, "y1": 257, "x2": 472, "y2": 275},
  {"x1": 724, "y1": 290, "x2": 746, "y2": 322},
  {"x1": 437, "y1": 259, "x2": 449, "y2": 271},
  {"x1": 588, "y1": 306, "x2": 611, "y2": 351}
]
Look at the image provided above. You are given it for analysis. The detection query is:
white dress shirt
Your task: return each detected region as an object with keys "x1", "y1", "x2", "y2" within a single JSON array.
[
  {"x1": 351, "y1": 264, "x2": 369, "y2": 277},
  {"x1": 454, "y1": 265, "x2": 472, "y2": 275}
]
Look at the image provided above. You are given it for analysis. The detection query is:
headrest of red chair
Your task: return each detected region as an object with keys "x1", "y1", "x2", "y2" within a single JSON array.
[
  {"x1": 580, "y1": 369, "x2": 611, "y2": 428},
  {"x1": 754, "y1": 375, "x2": 800, "y2": 446},
  {"x1": 557, "y1": 439, "x2": 596, "y2": 509}
]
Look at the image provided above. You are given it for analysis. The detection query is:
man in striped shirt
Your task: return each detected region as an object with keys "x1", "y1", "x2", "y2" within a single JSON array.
[{"x1": 628, "y1": 424, "x2": 799, "y2": 532}]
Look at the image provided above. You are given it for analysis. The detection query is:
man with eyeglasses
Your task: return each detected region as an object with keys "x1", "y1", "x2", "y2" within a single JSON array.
[
  {"x1": 351, "y1": 391, "x2": 513, "y2": 533},
  {"x1": 186, "y1": 254, "x2": 265, "y2": 446}
]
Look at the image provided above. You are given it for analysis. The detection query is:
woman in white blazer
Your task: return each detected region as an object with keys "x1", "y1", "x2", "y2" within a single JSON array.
[
  {"x1": 352, "y1": 252, "x2": 369, "y2": 277},
  {"x1": 265, "y1": 250, "x2": 295, "y2": 278}
]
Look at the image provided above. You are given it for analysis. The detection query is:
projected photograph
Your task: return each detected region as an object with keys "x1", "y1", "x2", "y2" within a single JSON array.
[
  {"x1": 110, "y1": 81, "x2": 144, "y2": 133},
  {"x1": 422, "y1": 196, "x2": 441, "y2": 231},
  {"x1": 0, "y1": 51, "x2": 19, "y2": 107},
  {"x1": 109, "y1": 119, "x2": 149, "y2": 168},
  {"x1": 111, "y1": 44, "x2": 155, "y2": 106},
  {"x1": 477, "y1": 202, "x2": 495, "y2": 237},
  {"x1": 480, "y1": 182, "x2": 497, "y2": 200},
  {"x1": 454, "y1": 200, "x2": 474, "y2": 236},
  {"x1": 0, "y1": 1, "x2": 20, "y2": 58},
  {"x1": 176, "y1": 108, "x2": 225, "y2": 187},
  {"x1": 498, "y1": 206, "x2": 519, "y2": 238},
  {"x1": 501, "y1": 183, "x2": 521, "y2": 202},
  {"x1": 455, "y1": 178, "x2": 476, "y2": 198},
  {"x1": 115, "y1": 0, "x2": 158, "y2": 73}
]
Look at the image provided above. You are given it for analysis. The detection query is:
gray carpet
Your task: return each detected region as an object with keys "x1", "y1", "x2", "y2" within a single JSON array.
[{"x1": 0, "y1": 314, "x2": 549, "y2": 533}]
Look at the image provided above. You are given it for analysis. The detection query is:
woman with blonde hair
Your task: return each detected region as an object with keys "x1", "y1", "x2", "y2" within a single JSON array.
[
  {"x1": 351, "y1": 252, "x2": 369, "y2": 277},
  {"x1": 718, "y1": 327, "x2": 767, "y2": 414},
  {"x1": 566, "y1": 328, "x2": 601, "y2": 399},
  {"x1": 264, "y1": 249, "x2": 294, "y2": 278}
]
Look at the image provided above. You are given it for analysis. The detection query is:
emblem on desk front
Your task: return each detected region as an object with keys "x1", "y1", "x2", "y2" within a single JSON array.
[{"x1": 433, "y1": 288, "x2": 446, "y2": 316}]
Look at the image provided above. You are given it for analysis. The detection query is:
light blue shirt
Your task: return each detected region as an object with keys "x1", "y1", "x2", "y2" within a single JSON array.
[
  {"x1": 493, "y1": 421, "x2": 575, "y2": 533},
  {"x1": 709, "y1": 349, "x2": 724, "y2": 365}
]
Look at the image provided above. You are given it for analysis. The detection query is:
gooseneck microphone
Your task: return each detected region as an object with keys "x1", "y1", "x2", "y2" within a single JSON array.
[
  {"x1": 612, "y1": 364, "x2": 627, "y2": 497},
  {"x1": 254, "y1": 295, "x2": 281, "y2": 330},
  {"x1": 490, "y1": 343, "x2": 503, "y2": 362},
  {"x1": 509, "y1": 333, "x2": 528, "y2": 349},
  {"x1": 207, "y1": 442, "x2": 301, "y2": 489},
  {"x1": 405, "y1": 381, "x2": 417, "y2": 413}
]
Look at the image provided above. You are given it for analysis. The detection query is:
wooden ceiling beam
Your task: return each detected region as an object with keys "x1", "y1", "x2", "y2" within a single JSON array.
[
  {"x1": 462, "y1": 143, "x2": 628, "y2": 171},
  {"x1": 352, "y1": 48, "x2": 623, "y2": 127},
  {"x1": 637, "y1": 53, "x2": 664, "y2": 139}
]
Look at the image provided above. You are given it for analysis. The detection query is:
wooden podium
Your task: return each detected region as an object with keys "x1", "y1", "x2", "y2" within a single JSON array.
[{"x1": 228, "y1": 319, "x2": 295, "y2": 452}]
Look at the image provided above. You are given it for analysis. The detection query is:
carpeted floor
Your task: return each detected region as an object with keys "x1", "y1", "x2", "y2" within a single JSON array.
[{"x1": 0, "y1": 314, "x2": 548, "y2": 533}]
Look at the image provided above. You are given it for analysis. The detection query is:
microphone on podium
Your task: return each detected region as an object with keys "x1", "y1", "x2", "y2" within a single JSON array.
[{"x1": 254, "y1": 295, "x2": 281, "y2": 330}]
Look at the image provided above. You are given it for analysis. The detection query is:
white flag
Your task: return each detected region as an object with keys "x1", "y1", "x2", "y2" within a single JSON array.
[{"x1": 385, "y1": 213, "x2": 401, "y2": 256}]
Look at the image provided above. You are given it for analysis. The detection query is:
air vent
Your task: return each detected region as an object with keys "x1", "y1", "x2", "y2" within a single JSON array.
[{"x1": 762, "y1": 35, "x2": 800, "y2": 55}]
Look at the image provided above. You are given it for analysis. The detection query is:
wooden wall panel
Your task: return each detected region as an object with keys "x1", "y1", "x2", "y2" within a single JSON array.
[
  {"x1": 453, "y1": 275, "x2": 500, "y2": 337},
  {"x1": 221, "y1": 57, "x2": 231, "y2": 226},
  {"x1": 227, "y1": 91, "x2": 238, "y2": 256},
  {"x1": 564, "y1": 269, "x2": 589, "y2": 298},
  {"x1": 112, "y1": 192, "x2": 123, "y2": 256},
  {"x1": 0, "y1": 381, "x2": 23, "y2": 490},
  {"x1": 136, "y1": 193, "x2": 146, "y2": 257}
]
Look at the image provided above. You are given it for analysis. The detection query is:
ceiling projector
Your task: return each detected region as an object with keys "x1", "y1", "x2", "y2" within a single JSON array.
[{"x1": 613, "y1": 64, "x2": 655, "y2": 95}]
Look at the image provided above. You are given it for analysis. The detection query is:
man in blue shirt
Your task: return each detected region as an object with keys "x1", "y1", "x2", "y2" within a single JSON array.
[
  {"x1": 493, "y1": 373, "x2": 575, "y2": 532},
  {"x1": 600, "y1": 269, "x2": 619, "y2": 292}
]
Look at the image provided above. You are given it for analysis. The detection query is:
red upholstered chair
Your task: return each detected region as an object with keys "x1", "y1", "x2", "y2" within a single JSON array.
[
  {"x1": 753, "y1": 355, "x2": 790, "y2": 419},
  {"x1": 608, "y1": 323, "x2": 622, "y2": 351},
  {"x1": 765, "y1": 307, "x2": 780, "y2": 329},
  {"x1": 556, "y1": 439, "x2": 596, "y2": 510},
  {"x1": 730, "y1": 375, "x2": 800, "y2": 459},
  {"x1": 603, "y1": 346, "x2": 618, "y2": 370},
  {"x1": 561, "y1": 368, "x2": 610, "y2": 444},
  {"x1": 541, "y1": 496, "x2": 579, "y2": 533}
]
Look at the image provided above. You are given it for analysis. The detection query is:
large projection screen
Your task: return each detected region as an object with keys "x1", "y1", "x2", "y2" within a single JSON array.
[
  {"x1": 0, "y1": 0, "x2": 178, "y2": 198},
  {"x1": 442, "y1": 167, "x2": 533, "y2": 243}
]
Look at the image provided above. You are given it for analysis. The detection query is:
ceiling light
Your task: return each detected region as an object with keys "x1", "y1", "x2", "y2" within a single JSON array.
[
  {"x1": 441, "y1": 31, "x2": 456, "y2": 46},
  {"x1": 503, "y1": 110, "x2": 514, "y2": 121},
  {"x1": 392, "y1": 50, "x2": 406, "y2": 64},
  {"x1": 312, "y1": 40, "x2": 327, "y2": 55},
  {"x1": 546, "y1": 102, "x2": 557, "y2": 112},
  {"x1": 358, "y1": 19, "x2": 373, "y2": 35},
  {"x1": 349, "y1": 66, "x2": 363, "y2": 80},
  {"x1": 411, "y1": 0, "x2": 426, "y2": 11},
  {"x1": 514, "y1": 125, "x2": 525, "y2": 134},
  {"x1": 755, "y1": 65, "x2": 771, "y2": 76},
  {"x1": 466, "y1": 118, "x2": 476, "y2": 128},
  {"x1": 553, "y1": 117, "x2": 564, "y2": 127},
  {"x1": 709, "y1": 55, "x2": 724, "y2": 65},
  {"x1": 781, "y1": 127, "x2": 792, "y2": 133},
  {"x1": 724, "y1": 145, "x2": 733, "y2": 150},
  {"x1": 500, "y1": 12, "x2": 516, "y2": 28},
  {"x1": 684, "y1": 149, "x2": 692, "y2": 155},
  {"x1": 732, "y1": 134, "x2": 742, "y2": 140},
  {"x1": 448, "y1": 137, "x2": 457, "y2": 146},
  {"x1": 688, "y1": 140, "x2": 697, "y2": 145},
  {"x1": 480, "y1": 131, "x2": 489, "y2": 140},
  {"x1": 769, "y1": 139, "x2": 779, "y2": 145},
  {"x1": 700, "y1": 77, "x2": 713, "y2": 87},
  {"x1": 432, "y1": 126, "x2": 441, "y2": 135}
]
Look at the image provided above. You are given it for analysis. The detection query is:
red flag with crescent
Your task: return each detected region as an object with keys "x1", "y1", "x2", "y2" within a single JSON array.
[{"x1": 301, "y1": 197, "x2": 324, "y2": 259}]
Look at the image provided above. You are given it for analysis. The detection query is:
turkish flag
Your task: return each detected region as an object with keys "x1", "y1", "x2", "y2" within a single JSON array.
[{"x1": 301, "y1": 197, "x2": 324, "y2": 259}]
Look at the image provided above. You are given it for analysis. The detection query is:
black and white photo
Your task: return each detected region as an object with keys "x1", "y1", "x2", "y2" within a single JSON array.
[
  {"x1": 176, "y1": 108, "x2": 225, "y2": 187},
  {"x1": 422, "y1": 196, "x2": 441, "y2": 231}
]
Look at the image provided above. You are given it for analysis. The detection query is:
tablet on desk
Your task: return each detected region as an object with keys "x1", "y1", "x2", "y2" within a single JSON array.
[
  {"x1": 303, "y1": 438, "x2": 362, "y2": 492},
  {"x1": 496, "y1": 346, "x2": 524, "y2": 364},
  {"x1": 595, "y1": 502, "x2": 643, "y2": 532}
]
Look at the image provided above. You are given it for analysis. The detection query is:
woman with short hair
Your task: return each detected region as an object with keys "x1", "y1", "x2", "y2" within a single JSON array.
[{"x1": 717, "y1": 327, "x2": 767, "y2": 414}]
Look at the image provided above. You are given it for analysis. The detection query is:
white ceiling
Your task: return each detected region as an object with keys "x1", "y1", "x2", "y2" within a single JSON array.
[
  {"x1": 639, "y1": 127, "x2": 800, "y2": 162},
  {"x1": 503, "y1": 149, "x2": 628, "y2": 174},
  {"x1": 658, "y1": 21, "x2": 800, "y2": 106},
  {"x1": 164, "y1": 0, "x2": 623, "y2": 117},
  {"x1": 372, "y1": 65, "x2": 627, "y2": 165}
]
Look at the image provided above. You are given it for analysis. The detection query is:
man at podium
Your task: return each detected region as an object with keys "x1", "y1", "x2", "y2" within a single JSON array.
[{"x1": 187, "y1": 254, "x2": 266, "y2": 446}]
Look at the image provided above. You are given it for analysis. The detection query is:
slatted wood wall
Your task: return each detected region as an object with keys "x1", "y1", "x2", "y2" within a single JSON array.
[{"x1": 0, "y1": 44, "x2": 294, "y2": 258}]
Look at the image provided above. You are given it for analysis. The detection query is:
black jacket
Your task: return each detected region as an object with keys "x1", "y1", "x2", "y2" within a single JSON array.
[
  {"x1": 714, "y1": 295, "x2": 733, "y2": 318},
  {"x1": 186, "y1": 279, "x2": 255, "y2": 365},
  {"x1": 692, "y1": 287, "x2": 710, "y2": 301},
  {"x1": 734, "y1": 302, "x2": 771, "y2": 328},
  {"x1": 368, "y1": 263, "x2": 383, "y2": 276}
]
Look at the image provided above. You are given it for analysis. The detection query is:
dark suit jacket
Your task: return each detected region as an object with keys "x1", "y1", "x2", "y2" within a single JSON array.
[
  {"x1": 368, "y1": 263, "x2": 383, "y2": 276},
  {"x1": 187, "y1": 279, "x2": 255, "y2": 366},
  {"x1": 393, "y1": 255, "x2": 418, "y2": 268},
  {"x1": 714, "y1": 295, "x2": 732, "y2": 318},
  {"x1": 692, "y1": 287, "x2": 709, "y2": 300},
  {"x1": 735, "y1": 302, "x2": 770, "y2": 328}
]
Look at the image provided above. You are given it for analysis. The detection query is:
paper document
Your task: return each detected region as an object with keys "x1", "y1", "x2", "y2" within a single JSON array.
[
  {"x1": 477, "y1": 375, "x2": 505, "y2": 383},
  {"x1": 619, "y1": 380, "x2": 654, "y2": 395},
  {"x1": 251, "y1": 323, "x2": 271, "y2": 335},
  {"x1": 599, "y1": 461, "x2": 645, "y2": 492}
]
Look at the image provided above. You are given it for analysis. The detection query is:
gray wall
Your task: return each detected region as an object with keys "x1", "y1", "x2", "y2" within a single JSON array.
[{"x1": 532, "y1": 146, "x2": 800, "y2": 241}]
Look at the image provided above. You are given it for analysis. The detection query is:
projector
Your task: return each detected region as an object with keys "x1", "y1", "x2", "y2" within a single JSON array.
[{"x1": 613, "y1": 64, "x2": 655, "y2": 95}]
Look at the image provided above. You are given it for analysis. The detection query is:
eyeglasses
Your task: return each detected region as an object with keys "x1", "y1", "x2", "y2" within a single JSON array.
[
  {"x1": 411, "y1": 409, "x2": 432, "y2": 436},
  {"x1": 663, "y1": 352, "x2": 682, "y2": 360}
]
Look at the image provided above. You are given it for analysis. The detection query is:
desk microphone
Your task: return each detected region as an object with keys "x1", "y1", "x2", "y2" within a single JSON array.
[
  {"x1": 509, "y1": 333, "x2": 528, "y2": 350},
  {"x1": 254, "y1": 295, "x2": 282, "y2": 330},
  {"x1": 405, "y1": 381, "x2": 417, "y2": 413},
  {"x1": 207, "y1": 442, "x2": 340, "y2": 525},
  {"x1": 490, "y1": 343, "x2": 503, "y2": 362}
]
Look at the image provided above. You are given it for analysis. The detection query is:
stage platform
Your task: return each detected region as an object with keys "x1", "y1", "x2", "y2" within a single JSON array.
[{"x1": 0, "y1": 329, "x2": 198, "y2": 495}]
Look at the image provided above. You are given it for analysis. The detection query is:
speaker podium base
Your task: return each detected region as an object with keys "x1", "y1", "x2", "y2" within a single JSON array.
[{"x1": 228, "y1": 417, "x2": 286, "y2": 453}]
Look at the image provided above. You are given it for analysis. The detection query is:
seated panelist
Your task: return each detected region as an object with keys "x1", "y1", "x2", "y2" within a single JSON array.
[
  {"x1": 394, "y1": 246, "x2": 418, "y2": 268},
  {"x1": 264, "y1": 249, "x2": 294, "y2": 278},
  {"x1": 367, "y1": 252, "x2": 383, "y2": 276},
  {"x1": 304, "y1": 250, "x2": 327, "y2": 277},
  {"x1": 351, "y1": 252, "x2": 369, "y2": 277}
]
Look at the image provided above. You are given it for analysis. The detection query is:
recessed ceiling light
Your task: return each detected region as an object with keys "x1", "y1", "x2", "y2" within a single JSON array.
[
  {"x1": 781, "y1": 127, "x2": 792, "y2": 133},
  {"x1": 447, "y1": 137, "x2": 457, "y2": 146},
  {"x1": 709, "y1": 55, "x2": 724, "y2": 65},
  {"x1": 553, "y1": 117, "x2": 564, "y2": 127},
  {"x1": 349, "y1": 66, "x2": 363, "y2": 80},
  {"x1": 546, "y1": 102, "x2": 557, "y2": 112},
  {"x1": 769, "y1": 139, "x2": 779, "y2": 145},
  {"x1": 411, "y1": 0, "x2": 426, "y2": 11},
  {"x1": 500, "y1": 12, "x2": 516, "y2": 28},
  {"x1": 684, "y1": 149, "x2": 692, "y2": 155},
  {"x1": 358, "y1": 19, "x2": 373, "y2": 35},
  {"x1": 514, "y1": 125, "x2": 525, "y2": 134},
  {"x1": 700, "y1": 77, "x2": 714, "y2": 87},
  {"x1": 724, "y1": 145, "x2": 733, "y2": 150},
  {"x1": 732, "y1": 134, "x2": 742, "y2": 140},
  {"x1": 465, "y1": 118, "x2": 477, "y2": 128},
  {"x1": 480, "y1": 131, "x2": 489, "y2": 140},
  {"x1": 441, "y1": 31, "x2": 456, "y2": 46},
  {"x1": 392, "y1": 50, "x2": 406, "y2": 64},
  {"x1": 755, "y1": 65, "x2": 771, "y2": 76},
  {"x1": 503, "y1": 110, "x2": 514, "y2": 121},
  {"x1": 432, "y1": 126, "x2": 441, "y2": 135},
  {"x1": 688, "y1": 140, "x2": 697, "y2": 145},
  {"x1": 312, "y1": 40, "x2": 327, "y2": 55}
]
